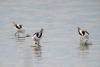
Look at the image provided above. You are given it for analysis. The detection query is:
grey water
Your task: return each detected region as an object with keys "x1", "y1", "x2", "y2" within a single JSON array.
[{"x1": 0, "y1": 0, "x2": 100, "y2": 67}]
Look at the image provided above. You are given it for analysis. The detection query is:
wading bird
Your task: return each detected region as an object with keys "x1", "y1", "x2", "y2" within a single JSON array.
[
  {"x1": 32, "y1": 28, "x2": 43, "y2": 45},
  {"x1": 78, "y1": 27, "x2": 89, "y2": 42},
  {"x1": 13, "y1": 22, "x2": 30, "y2": 37}
]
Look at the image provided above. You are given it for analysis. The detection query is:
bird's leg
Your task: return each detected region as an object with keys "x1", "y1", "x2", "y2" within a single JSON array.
[
  {"x1": 15, "y1": 32, "x2": 20, "y2": 37},
  {"x1": 15, "y1": 32, "x2": 18, "y2": 36},
  {"x1": 17, "y1": 32, "x2": 20, "y2": 37},
  {"x1": 37, "y1": 40, "x2": 40, "y2": 46},
  {"x1": 37, "y1": 41, "x2": 39, "y2": 45},
  {"x1": 34, "y1": 41, "x2": 40, "y2": 46},
  {"x1": 34, "y1": 41, "x2": 37, "y2": 44}
]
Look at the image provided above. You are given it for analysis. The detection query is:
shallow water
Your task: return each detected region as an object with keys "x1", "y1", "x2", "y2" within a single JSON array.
[{"x1": 0, "y1": 0, "x2": 100, "y2": 67}]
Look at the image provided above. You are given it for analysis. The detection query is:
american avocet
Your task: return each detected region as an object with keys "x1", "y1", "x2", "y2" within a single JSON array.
[
  {"x1": 32, "y1": 28, "x2": 43, "y2": 45},
  {"x1": 78, "y1": 27, "x2": 89, "y2": 42},
  {"x1": 13, "y1": 22, "x2": 30, "y2": 37}
]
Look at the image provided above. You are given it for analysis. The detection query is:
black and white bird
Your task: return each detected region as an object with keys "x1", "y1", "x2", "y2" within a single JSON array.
[
  {"x1": 32, "y1": 28, "x2": 43, "y2": 45},
  {"x1": 78, "y1": 27, "x2": 89, "y2": 42},
  {"x1": 13, "y1": 22, "x2": 30, "y2": 37}
]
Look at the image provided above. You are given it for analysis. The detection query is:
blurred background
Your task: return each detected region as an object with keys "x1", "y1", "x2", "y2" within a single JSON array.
[{"x1": 0, "y1": 0, "x2": 100, "y2": 67}]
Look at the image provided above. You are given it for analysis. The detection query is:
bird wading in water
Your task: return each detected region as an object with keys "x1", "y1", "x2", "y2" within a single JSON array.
[
  {"x1": 78, "y1": 27, "x2": 89, "y2": 43},
  {"x1": 32, "y1": 28, "x2": 43, "y2": 45},
  {"x1": 13, "y1": 22, "x2": 30, "y2": 37}
]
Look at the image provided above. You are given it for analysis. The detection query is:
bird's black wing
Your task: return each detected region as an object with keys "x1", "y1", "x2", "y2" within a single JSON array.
[
  {"x1": 38, "y1": 33, "x2": 42, "y2": 38},
  {"x1": 85, "y1": 31, "x2": 89, "y2": 35}
]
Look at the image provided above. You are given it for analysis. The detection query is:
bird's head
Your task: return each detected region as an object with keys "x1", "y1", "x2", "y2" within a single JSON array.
[
  {"x1": 13, "y1": 22, "x2": 17, "y2": 27},
  {"x1": 78, "y1": 27, "x2": 81, "y2": 32},
  {"x1": 40, "y1": 28, "x2": 43, "y2": 33}
]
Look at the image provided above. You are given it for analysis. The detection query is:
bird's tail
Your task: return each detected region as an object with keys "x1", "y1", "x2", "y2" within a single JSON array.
[{"x1": 24, "y1": 33, "x2": 30, "y2": 37}]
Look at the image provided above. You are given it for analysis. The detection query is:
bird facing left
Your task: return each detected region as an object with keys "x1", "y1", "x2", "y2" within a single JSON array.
[{"x1": 13, "y1": 22, "x2": 30, "y2": 37}]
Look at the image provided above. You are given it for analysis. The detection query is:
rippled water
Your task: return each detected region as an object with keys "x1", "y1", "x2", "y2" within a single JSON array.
[{"x1": 0, "y1": 0, "x2": 100, "y2": 67}]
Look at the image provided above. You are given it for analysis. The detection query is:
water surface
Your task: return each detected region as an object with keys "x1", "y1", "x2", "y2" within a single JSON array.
[{"x1": 0, "y1": 0, "x2": 100, "y2": 67}]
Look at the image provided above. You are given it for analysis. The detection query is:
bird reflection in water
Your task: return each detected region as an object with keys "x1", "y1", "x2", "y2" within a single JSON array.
[
  {"x1": 79, "y1": 42, "x2": 92, "y2": 59},
  {"x1": 31, "y1": 45, "x2": 42, "y2": 61},
  {"x1": 80, "y1": 41, "x2": 92, "y2": 51},
  {"x1": 14, "y1": 36, "x2": 25, "y2": 43}
]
